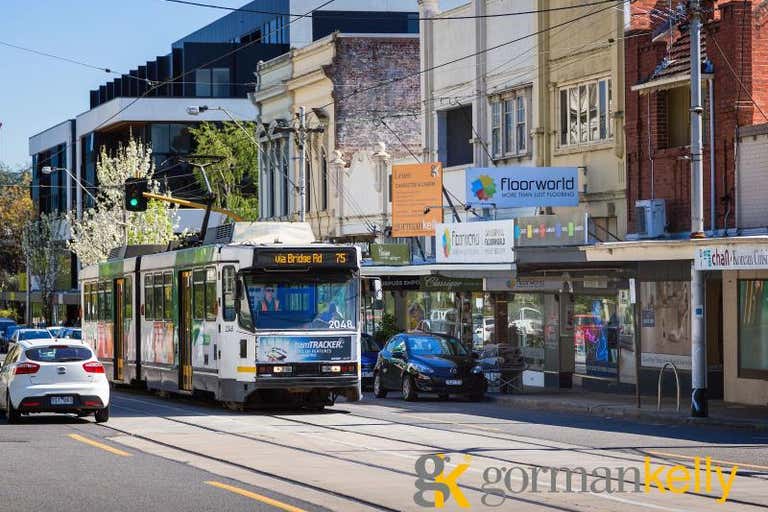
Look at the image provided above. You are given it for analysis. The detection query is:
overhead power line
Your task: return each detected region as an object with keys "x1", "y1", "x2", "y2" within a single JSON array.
[{"x1": 161, "y1": 0, "x2": 622, "y2": 21}]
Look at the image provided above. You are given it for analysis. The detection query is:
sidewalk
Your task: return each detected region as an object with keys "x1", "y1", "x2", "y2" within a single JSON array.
[{"x1": 489, "y1": 388, "x2": 768, "y2": 430}]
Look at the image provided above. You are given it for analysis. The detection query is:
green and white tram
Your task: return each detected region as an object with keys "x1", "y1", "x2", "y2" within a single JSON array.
[{"x1": 79, "y1": 222, "x2": 362, "y2": 408}]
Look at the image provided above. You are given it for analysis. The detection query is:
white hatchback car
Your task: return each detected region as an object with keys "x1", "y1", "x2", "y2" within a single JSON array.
[{"x1": 0, "y1": 339, "x2": 110, "y2": 423}]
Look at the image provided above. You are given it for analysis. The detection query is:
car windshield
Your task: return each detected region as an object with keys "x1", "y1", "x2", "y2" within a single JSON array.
[
  {"x1": 406, "y1": 335, "x2": 468, "y2": 356},
  {"x1": 26, "y1": 345, "x2": 92, "y2": 362},
  {"x1": 361, "y1": 335, "x2": 380, "y2": 352},
  {"x1": 19, "y1": 330, "x2": 53, "y2": 340},
  {"x1": 244, "y1": 274, "x2": 357, "y2": 331}
]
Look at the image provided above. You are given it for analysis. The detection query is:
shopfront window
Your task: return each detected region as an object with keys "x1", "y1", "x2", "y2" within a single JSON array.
[
  {"x1": 738, "y1": 280, "x2": 768, "y2": 379},
  {"x1": 574, "y1": 295, "x2": 619, "y2": 377},
  {"x1": 508, "y1": 294, "x2": 545, "y2": 371}
]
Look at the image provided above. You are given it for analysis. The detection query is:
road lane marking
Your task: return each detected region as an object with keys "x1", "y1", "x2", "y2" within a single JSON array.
[
  {"x1": 68, "y1": 433, "x2": 132, "y2": 457},
  {"x1": 205, "y1": 481, "x2": 308, "y2": 512},
  {"x1": 646, "y1": 450, "x2": 768, "y2": 472}
]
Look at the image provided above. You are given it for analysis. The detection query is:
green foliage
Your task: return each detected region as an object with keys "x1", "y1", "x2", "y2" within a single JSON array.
[
  {"x1": 373, "y1": 313, "x2": 400, "y2": 345},
  {"x1": 0, "y1": 308, "x2": 19, "y2": 321},
  {"x1": 188, "y1": 122, "x2": 260, "y2": 221}
]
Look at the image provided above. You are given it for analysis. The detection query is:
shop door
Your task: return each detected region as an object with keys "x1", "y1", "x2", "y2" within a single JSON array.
[
  {"x1": 114, "y1": 279, "x2": 125, "y2": 381},
  {"x1": 179, "y1": 271, "x2": 193, "y2": 391}
]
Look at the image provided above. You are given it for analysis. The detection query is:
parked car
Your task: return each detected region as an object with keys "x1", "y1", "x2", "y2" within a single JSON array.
[
  {"x1": 0, "y1": 339, "x2": 110, "y2": 423},
  {"x1": 360, "y1": 333, "x2": 381, "y2": 389},
  {"x1": 61, "y1": 328, "x2": 83, "y2": 340},
  {"x1": 373, "y1": 332, "x2": 486, "y2": 401},
  {"x1": 0, "y1": 318, "x2": 18, "y2": 353},
  {"x1": 9, "y1": 329, "x2": 54, "y2": 349}
]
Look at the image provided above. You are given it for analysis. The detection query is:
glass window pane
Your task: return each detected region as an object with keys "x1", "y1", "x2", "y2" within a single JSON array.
[
  {"x1": 206, "y1": 268, "x2": 217, "y2": 321},
  {"x1": 504, "y1": 99, "x2": 514, "y2": 154},
  {"x1": 212, "y1": 68, "x2": 229, "y2": 98},
  {"x1": 154, "y1": 274, "x2": 164, "y2": 321},
  {"x1": 195, "y1": 68, "x2": 211, "y2": 97},
  {"x1": 569, "y1": 88, "x2": 579, "y2": 145},
  {"x1": 579, "y1": 85, "x2": 588, "y2": 143},
  {"x1": 125, "y1": 278, "x2": 132, "y2": 318},
  {"x1": 607, "y1": 79, "x2": 613, "y2": 138},
  {"x1": 145, "y1": 275, "x2": 154, "y2": 320},
  {"x1": 163, "y1": 273, "x2": 172, "y2": 321},
  {"x1": 599, "y1": 80, "x2": 608, "y2": 139},
  {"x1": 739, "y1": 280, "x2": 768, "y2": 375},
  {"x1": 560, "y1": 89, "x2": 568, "y2": 146},
  {"x1": 491, "y1": 101, "x2": 501, "y2": 156},
  {"x1": 588, "y1": 83, "x2": 598, "y2": 141},
  {"x1": 193, "y1": 270, "x2": 206, "y2": 320},
  {"x1": 516, "y1": 96, "x2": 526, "y2": 153},
  {"x1": 223, "y1": 266, "x2": 236, "y2": 322}
]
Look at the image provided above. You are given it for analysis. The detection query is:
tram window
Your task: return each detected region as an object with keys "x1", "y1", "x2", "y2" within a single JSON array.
[
  {"x1": 83, "y1": 284, "x2": 90, "y2": 321},
  {"x1": 193, "y1": 270, "x2": 206, "y2": 320},
  {"x1": 145, "y1": 275, "x2": 154, "y2": 320},
  {"x1": 163, "y1": 272, "x2": 172, "y2": 321},
  {"x1": 222, "y1": 266, "x2": 236, "y2": 321},
  {"x1": 98, "y1": 282, "x2": 106, "y2": 321},
  {"x1": 154, "y1": 274, "x2": 164, "y2": 321},
  {"x1": 125, "y1": 278, "x2": 132, "y2": 318},
  {"x1": 90, "y1": 284, "x2": 96, "y2": 321},
  {"x1": 205, "y1": 267, "x2": 217, "y2": 321},
  {"x1": 105, "y1": 285, "x2": 113, "y2": 322}
]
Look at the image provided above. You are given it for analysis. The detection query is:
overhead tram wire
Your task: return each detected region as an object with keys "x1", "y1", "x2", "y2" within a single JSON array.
[
  {"x1": 31, "y1": 0, "x2": 337, "y2": 172},
  {"x1": 161, "y1": 0, "x2": 624, "y2": 21}
]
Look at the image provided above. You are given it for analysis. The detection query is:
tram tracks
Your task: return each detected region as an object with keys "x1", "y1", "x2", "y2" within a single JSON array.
[{"x1": 103, "y1": 393, "x2": 767, "y2": 511}]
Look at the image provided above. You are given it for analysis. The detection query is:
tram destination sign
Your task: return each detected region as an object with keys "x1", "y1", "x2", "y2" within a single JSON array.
[{"x1": 253, "y1": 248, "x2": 357, "y2": 269}]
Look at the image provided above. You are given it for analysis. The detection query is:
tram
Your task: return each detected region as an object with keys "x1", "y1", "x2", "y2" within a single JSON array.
[{"x1": 79, "y1": 222, "x2": 362, "y2": 408}]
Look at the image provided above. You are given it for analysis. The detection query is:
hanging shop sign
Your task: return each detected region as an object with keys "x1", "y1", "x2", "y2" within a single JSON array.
[
  {"x1": 695, "y1": 246, "x2": 768, "y2": 270},
  {"x1": 435, "y1": 219, "x2": 516, "y2": 264},
  {"x1": 381, "y1": 276, "x2": 421, "y2": 291},
  {"x1": 466, "y1": 167, "x2": 579, "y2": 208},
  {"x1": 391, "y1": 162, "x2": 444, "y2": 237},
  {"x1": 484, "y1": 276, "x2": 560, "y2": 292},
  {"x1": 370, "y1": 244, "x2": 410, "y2": 265},
  {"x1": 514, "y1": 212, "x2": 589, "y2": 247}
]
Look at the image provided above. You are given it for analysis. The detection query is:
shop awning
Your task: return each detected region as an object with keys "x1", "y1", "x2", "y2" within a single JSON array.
[{"x1": 360, "y1": 263, "x2": 516, "y2": 278}]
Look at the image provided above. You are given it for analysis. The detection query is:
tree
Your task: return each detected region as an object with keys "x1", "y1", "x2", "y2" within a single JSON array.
[
  {"x1": 22, "y1": 212, "x2": 65, "y2": 324},
  {"x1": 66, "y1": 137, "x2": 181, "y2": 265},
  {"x1": 188, "y1": 122, "x2": 259, "y2": 220},
  {"x1": 0, "y1": 164, "x2": 34, "y2": 284}
]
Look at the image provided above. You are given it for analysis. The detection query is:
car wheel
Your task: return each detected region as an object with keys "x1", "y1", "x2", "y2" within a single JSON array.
[
  {"x1": 94, "y1": 405, "x2": 110, "y2": 423},
  {"x1": 6, "y1": 393, "x2": 20, "y2": 424},
  {"x1": 373, "y1": 372, "x2": 387, "y2": 398},
  {"x1": 402, "y1": 374, "x2": 417, "y2": 402}
]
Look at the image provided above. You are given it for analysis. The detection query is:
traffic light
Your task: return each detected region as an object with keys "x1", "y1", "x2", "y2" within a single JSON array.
[{"x1": 124, "y1": 178, "x2": 148, "y2": 212}]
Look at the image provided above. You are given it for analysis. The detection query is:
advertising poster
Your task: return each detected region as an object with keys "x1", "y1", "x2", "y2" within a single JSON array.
[
  {"x1": 515, "y1": 212, "x2": 588, "y2": 247},
  {"x1": 257, "y1": 335, "x2": 353, "y2": 363},
  {"x1": 466, "y1": 167, "x2": 579, "y2": 208},
  {"x1": 640, "y1": 281, "x2": 691, "y2": 368},
  {"x1": 391, "y1": 162, "x2": 443, "y2": 237},
  {"x1": 434, "y1": 219, "x2": 516, "y2": 264},
  {"x1": 371, "y1": 243, "x2": 410, "y2": 265}
]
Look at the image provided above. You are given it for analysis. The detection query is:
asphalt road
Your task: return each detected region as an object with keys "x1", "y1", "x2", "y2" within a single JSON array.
[{"x1": 0, "y1": 389, "x2": 766, "y2": 512}]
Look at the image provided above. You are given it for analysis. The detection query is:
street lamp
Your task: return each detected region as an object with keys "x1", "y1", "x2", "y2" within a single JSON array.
[
  {"x1": 41, "y1": 166, "x2": 98, "y2": 203},
  {"x1": 186, "y1": 105, "x2": 262, "y2": 149}
]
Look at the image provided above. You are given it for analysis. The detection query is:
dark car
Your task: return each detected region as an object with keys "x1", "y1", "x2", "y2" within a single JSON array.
[
  {"x1": 360, "y1": 333, "x2": 381, "y2": 389},
  {"x1": 373, "y1": 332, "x2": 486, "y2": 401},
  {"x1": 0, "y1": 320, "x2": 19, "y2": 353}
]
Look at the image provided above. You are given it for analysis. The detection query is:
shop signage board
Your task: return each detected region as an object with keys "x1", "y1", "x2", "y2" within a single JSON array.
[
  {"x1": 466, "y1": 167, "x2": 579, "y2": 208},
  {"x1": 420, "y1": 275, "x2": 483, "y2": 291},
  {"x1": 484, "y1": 276, "x2": 560, "y2": 292},
  {"x1": 381, "y1": 276, "x2": 421, "y2": 290},
  {"x1": 695, "y1": 245, "x2": 768, "y2": 270},
  {"x1": 515, "y1": 212, "x2": 589, "y2": 247},
  {"x1": 370, "y1": 244, "x2": 410, "y2": 265},
  {"x1": 391, "y1": 162, "x2": 443, "y2": 237},
  {"x1": 435, "y1": 219, "x2": 516, "y2": 264}
]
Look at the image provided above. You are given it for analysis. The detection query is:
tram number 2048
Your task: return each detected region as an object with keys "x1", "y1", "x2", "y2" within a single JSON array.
[{"x1": 328, "y1": 319, "x2": 354, "y2": 329}]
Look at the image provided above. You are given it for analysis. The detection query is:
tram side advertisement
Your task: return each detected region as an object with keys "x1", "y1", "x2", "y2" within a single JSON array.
[{"x1": 257, "y1": 336, "x2": 353, "y2": 363}]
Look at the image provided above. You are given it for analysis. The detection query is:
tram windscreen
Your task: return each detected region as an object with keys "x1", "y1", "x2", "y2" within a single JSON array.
[{"x1": 244, "y1": 274, "x2": 357, "y2": 330}]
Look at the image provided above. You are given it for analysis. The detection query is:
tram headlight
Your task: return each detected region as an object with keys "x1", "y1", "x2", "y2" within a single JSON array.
[{"x1": 272, "y1": 366, "x2": 293, "y2": 374}]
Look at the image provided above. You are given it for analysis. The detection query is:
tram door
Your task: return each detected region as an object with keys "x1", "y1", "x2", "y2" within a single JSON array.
[
  {"x1": 114, "y1": 279, "x2": 125, "y2": 381},
  {"x1": 179, "y1": 271, "x2": 193, "y2": 391}
]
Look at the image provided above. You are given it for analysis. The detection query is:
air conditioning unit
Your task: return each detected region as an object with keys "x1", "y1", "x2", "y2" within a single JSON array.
[{"x1": 635, "y1": 199, "x2": 667, "y2": 238}]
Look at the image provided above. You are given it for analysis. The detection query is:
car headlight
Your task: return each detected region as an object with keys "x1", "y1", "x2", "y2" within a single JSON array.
[
  {"x1": 409, "y1": 362, "x2": 434, "y2": 375},
  {"x1": 471, "y1": 365, "x2": 484, "y2": 375}
]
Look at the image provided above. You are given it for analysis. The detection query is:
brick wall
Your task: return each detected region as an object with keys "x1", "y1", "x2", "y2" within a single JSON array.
[
  {"x1": 625, "y1": 1, "x2": 768, "y2": 233},
  {"x1": 326, "y1": 37, "x2": 421, "y2": 163}
]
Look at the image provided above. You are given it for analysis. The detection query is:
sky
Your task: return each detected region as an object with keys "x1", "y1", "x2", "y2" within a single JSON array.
[{"x1": 0, "y1": 0, "x2": 251, "y2": 168}]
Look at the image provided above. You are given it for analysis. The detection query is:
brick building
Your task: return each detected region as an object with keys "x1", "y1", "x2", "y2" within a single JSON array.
[{"x1": 625, "y1": 0, "x2": 768, "y2": 234}]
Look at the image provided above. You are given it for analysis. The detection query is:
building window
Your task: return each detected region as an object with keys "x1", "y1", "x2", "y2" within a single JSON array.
[
  {"x1": 195, "y1": 68, "x2": 230, "y2": 97},
  {"x1": 321, "y1": 149, "x2": 328, "y2": 211},
  {"x1": 305, "y1": 154, "x2": 311, "y2": 213},
  {"x1": 490, "y1": 89, "x2": 529, "y2": 159},
  {"x1": 665, "y1": 86, "x2": 690, "y2": 148},
  {"x1": 738, "y1": 280, "x2": 768, "y2": 379},
  {"x1": 438, "y1": 105, "x2": 473, "y2": 167},
  {"x1": 559, "y1": 78, "x2": 612, "y2": 147}
]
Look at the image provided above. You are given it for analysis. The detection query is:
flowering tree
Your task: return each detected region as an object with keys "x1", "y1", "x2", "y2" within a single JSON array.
[
  {"x1": 67, "y1": 137, "x2": 181, "y2": 265},
  {"x1": 22, "y1": 212, "x2": 65, "y2": 324}
]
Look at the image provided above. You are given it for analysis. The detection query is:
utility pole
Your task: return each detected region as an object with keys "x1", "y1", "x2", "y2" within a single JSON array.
[
  {"x1": 298, "y1": 106, "x2": 307, "y2": 222},
  {"x1": 689, "y1": 0, "x2": 708, "y2": 417}
]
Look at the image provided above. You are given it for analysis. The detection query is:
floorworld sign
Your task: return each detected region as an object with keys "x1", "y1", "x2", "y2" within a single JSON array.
[
  {"x1": 695, "y1": 246, "x2": 768, "y2": 270},
  {"x1": 466, "y1": 167, "x2": 579, "y2": 208}
]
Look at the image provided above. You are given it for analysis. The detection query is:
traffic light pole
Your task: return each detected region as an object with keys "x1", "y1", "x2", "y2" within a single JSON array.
[{"x1": 141, "y1": 192, "x2": 244, "y2": 221}]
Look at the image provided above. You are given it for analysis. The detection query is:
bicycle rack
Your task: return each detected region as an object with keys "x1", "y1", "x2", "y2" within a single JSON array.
[{"x1": 657, "y1": 362, "x2": 681, "y2": 412}]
